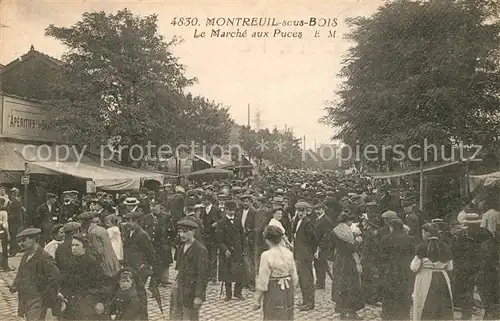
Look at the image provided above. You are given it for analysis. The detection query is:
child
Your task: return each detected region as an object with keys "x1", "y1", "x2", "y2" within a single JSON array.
[{"x1": 110, "y1": 268, "x2": 142, "y2": 320}]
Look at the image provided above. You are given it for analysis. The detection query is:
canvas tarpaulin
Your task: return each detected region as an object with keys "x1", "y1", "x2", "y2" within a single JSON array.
[
  {"x1": 469, "y1": 171, "x2": 500, "y2": 193},
  {"x1": 0, "y1": 141, "x2": 163, "y2": 190}
]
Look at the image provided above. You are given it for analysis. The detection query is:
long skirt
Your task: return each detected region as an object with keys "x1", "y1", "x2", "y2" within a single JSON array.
[
  {"x1": 263, "y1": 279, "x2": 294, "y2": 320},
  {"x1": 413, "y1": 269, "x2": 453, "y2": 321}
]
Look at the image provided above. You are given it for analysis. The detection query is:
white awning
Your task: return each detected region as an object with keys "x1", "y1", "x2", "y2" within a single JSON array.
[
  {"x1": 366, "y1": 161, "x2": 461, "y2": 179},
  {"x1": 0, "y1": 141, "x2": 163, "y2": 190}
]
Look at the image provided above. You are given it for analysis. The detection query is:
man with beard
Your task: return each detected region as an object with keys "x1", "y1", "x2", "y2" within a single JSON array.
[
  {"x1": 170, "y1": 219, "x2": 209, "y2": 321},
  {"x1": 9, "y1": 228, "x2": 60, "y2": 321},
  {"x1": 57, "y1": 192, "x2": 80, "y2": 223}
]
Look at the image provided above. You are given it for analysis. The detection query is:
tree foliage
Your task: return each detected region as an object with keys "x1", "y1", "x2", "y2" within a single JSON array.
[
  {"x1": 322, "y1": 0, "x2": 500, "y2": 162},
  {"x1": 44, "y1": 9, "x2": 232, "y2": 164},
  {"x1": 239, "y1": 126, "x2": 303, "y2": 168}
]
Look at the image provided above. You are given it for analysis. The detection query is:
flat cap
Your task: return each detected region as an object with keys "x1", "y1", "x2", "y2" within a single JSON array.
[
  {"x1": 177, "y1": 218, "x2": 199, "y2": 230},
  {"x1": 16, "y1": 227, "x2": 42, "y2": 238},
  {"x1": 124, "y1": 211, "x2": 142, "y2": 220},
  {"x1": 46, "y1": 192, "x2": 57, "y2": 199},
  {"x1": 239, "y1": 194, "x2": 252, "y2": 200},
  {"x1": 381, "y1": 210, "x2": 398, "y2": 219},
  {"x1": 78, "y1": 211, "x2": 96, "y2": 221},
  {"x1": 63, "y1": 222, "x2": 81, "y2": 233},
  {"x1": 295, "y1": 201, "x2": 310, "y2": 209}
]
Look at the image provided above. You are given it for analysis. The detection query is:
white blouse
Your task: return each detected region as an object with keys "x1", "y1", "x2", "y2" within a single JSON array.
[
  {"x1": 268, "y1": 218, "x2": 286, "y2": 234},
  {"x1": 256, "y1": 246, "x2": 299, "y2": 292}
]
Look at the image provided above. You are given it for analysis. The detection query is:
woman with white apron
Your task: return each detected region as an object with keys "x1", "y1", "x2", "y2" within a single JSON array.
[{"x1": 411, "y1": 223, "x2": 454, "y2": 320}]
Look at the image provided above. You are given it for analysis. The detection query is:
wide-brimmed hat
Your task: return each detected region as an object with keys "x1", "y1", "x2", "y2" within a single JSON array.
[
  {"x1": 123, "y1": 197, "x2": 140, "y2": 206},
  {"x1": 462, "y1": 213, "x2": 482, "y2": 225}
]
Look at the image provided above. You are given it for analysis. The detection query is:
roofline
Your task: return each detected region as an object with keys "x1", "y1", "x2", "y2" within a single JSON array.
[
  {"x1": 0, "y1": 49, "x2": 61, "y2": 75},
  {"x1": 0, "y1": 91, "x2": 44, "y2": 104}
]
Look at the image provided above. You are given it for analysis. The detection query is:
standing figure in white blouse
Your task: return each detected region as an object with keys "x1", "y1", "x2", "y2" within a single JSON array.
[
  {"x1": 411, "y1": 223, "x2": 454, "y2": 321},
  {"x1": 267, "y1": 207, "x2": 292, "y2": 249},
  {"x1": 105, "y1": 214, "x2": 124, "y2": 262},
  {"x1": 254, "y1": 225, "x2": 298, "y2": 320}
]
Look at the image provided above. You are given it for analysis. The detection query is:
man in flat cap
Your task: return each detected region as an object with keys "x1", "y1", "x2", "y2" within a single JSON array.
[
  {"x1": 122, "y1": 211, "x2": 155, "y2": 319},
  {"x1": 216, "y1": 200, "x2": 246, "y2": 301},
  {"x1": 10, "y1": 228, "x2": 61, "y2": 320},
  {"x1": 170, "y1": 219, "x2": 209, "y2": 321},
  {"x1": 34, "y1": 193, "x2": 59, "y2": 245}
]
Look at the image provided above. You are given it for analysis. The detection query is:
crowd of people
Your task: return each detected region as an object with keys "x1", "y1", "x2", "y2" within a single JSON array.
[{"x1": 1, "y1": 170, "x2": 499, "y2": 321}]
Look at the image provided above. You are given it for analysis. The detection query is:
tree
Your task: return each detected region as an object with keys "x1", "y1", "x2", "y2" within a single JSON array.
[
  {"x1": 239, "y1": 125, "x2": 303, "y2": 168},
  {"x1": 44, "y1": 9, "x2": 196, "y2": 164},
  {"x1": 322, "y1": 0, "x2": 500, "y2": 165}
]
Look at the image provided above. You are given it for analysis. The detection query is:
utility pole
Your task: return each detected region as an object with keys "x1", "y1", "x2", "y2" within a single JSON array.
[
  {"x1": 314, "y1": 139, "x2": 317, "y2": 151},
  {"x1": 247, "y1": 103, "x2": 250, "y2": 127}
]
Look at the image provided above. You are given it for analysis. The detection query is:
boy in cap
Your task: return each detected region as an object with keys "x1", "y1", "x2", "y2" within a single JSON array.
[
  {"x1": 10, "y1": 228, "x2": 61, "y2": 320},
  {"x1": 171, "y1": 219, "x2": 209, "y2": 321}
]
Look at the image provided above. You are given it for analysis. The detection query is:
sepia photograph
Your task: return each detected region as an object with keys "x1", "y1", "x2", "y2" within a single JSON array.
[{"x1": 0, "y1": 0, "x2": 500, "y2": 320}]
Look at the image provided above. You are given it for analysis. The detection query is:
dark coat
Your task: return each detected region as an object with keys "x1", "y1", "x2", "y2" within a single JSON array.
[
  {"x1": 157, "y1": 212, "x2": 175, "y2": 266},
  {"x1": 35, "y1": 202, "x2": 57, "y2": 241},
  {"x1": 331, "y1": 233, "x2": 364, "y2": 312},
  {"x1": 379, "y1": 231, "x2": 415, "y2": 312},
  {"x1": 292, "y1": 217, "x2": 317, "y2": 262},
  {"x1": 59, "y1": 252, "x2": 109, "y2": 320},
  {"x1": 201, "y1": 204, "x2": 222, "y2": 243},
  {"x1": 12, "y1": 246, "x2": 61, "y2": 317},
  {"x1": 313, "y1": 214, "x2": 334, "y2": 256},
  {"x1": 122, "y1": 225, "x2": 155, "y2": 277},
  {"x1": 141, "y1": 213, "x2": 160, "y2": 246},
  {"x1": 170, "y1": 194, "x2": 185, "y2": 223},
  {"x1": 57, "y1": 203, "x2": 81, "y2": 223},
  {"x1": 216, "y1": 216, "x2": 245, "y2": 282},
  {"x1": 110, "y1": 288, "x2": 141, "y2": 320},
  {"x1": 238, "y1": 207, "x2": 259, "y2": 250},
  {"x1": 176, "y1": 240, "x2": 209, "y2": 306}
]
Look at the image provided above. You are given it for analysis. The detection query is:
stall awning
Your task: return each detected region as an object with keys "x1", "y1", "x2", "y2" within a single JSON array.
[
  {"x1": 365, "y1": 161, "x2": 461, "y2": 179},
  {"x1": 0, "y1": 141, "x2": 164, "y2": 190},
  {"x1": 469, "y1": 171, "x2": 500, "y2": 192}
]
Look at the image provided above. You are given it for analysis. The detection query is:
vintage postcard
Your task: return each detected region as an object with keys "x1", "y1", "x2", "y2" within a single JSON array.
[{"x1": 0, "y1": 0, "x2": 499, "y2": 320}]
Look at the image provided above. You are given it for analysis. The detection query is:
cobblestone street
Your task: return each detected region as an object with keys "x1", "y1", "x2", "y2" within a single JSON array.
[{"x1": 0, "y1": 255, "x2": 483, "y2": 321}]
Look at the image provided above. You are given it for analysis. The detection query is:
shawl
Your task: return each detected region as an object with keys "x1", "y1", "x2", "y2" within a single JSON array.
[{"x1": 333, "y1": 223, "x2": 355, "y2": 244}]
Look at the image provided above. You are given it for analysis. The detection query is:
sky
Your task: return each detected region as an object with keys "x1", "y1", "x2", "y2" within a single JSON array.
[{"x1": 0, "y1": 0, "x2": 386, "y2": 148}]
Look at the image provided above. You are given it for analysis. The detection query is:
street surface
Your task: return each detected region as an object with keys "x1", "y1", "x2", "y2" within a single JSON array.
[{"x1": 0, "y1": 254, "x2": 483, "y2": 320}]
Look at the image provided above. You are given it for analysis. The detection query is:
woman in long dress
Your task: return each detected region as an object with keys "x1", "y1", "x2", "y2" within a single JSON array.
[
  {"x1": 254, "y1": 225, "x2": 298, "y2": 320},
  {"x1": 411, "y1": 223, "x2": 454, "y2": 321},
  {"x1": 331, "y1": 211, "x2": 364, "y2": 320}
]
